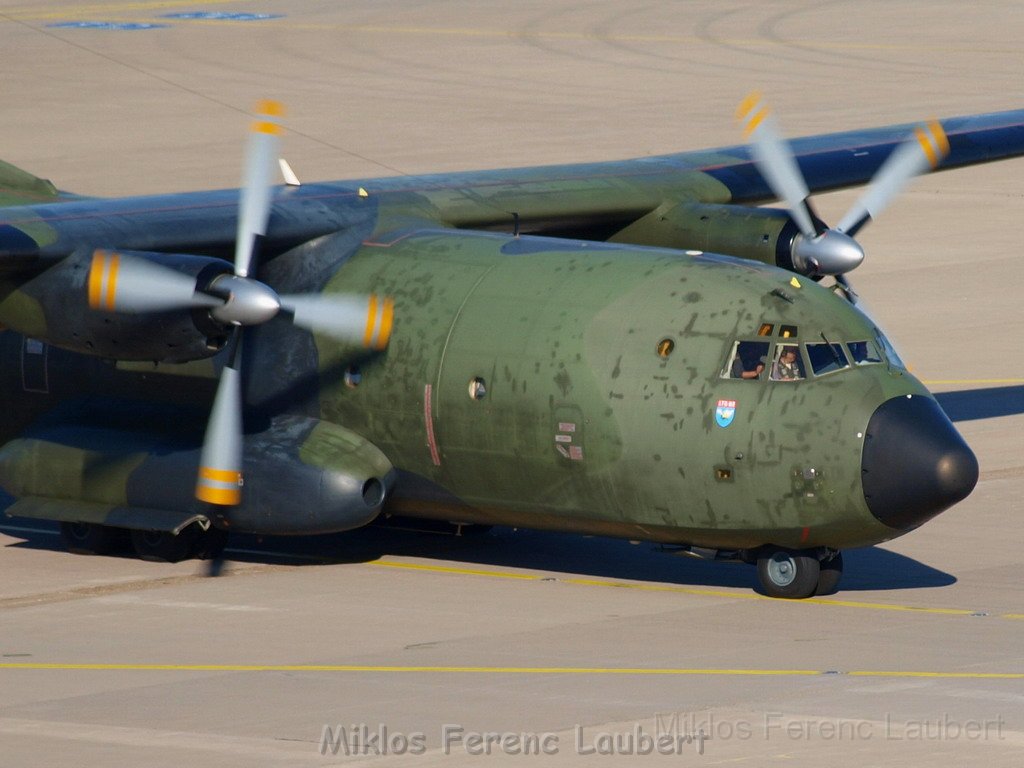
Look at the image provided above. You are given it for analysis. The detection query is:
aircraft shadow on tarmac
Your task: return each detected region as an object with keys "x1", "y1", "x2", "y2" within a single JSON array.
[
  {"x1": 1, "y1": 500, "x2": 955, "y2": 594},
  {"x1": 935, "y1": 384, "x2": 1024, "y2": 422},
  {"x1": 251, "y1": 523, "x2": 957, "y2": 594}
]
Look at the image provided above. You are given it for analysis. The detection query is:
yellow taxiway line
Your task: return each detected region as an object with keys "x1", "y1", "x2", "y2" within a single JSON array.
[
  {"x1": 0, "y1": 663, "x2": 1021, "y2": 679},
  {"x1": 1, "y1": 525, "x2": 1019, "y2": 620},
  {"x1": 367, "y1": 559, "x2": 1023, "y2": 620}
]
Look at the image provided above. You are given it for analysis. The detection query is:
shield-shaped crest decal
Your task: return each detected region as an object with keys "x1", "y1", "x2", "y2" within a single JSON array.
[{"x1": 715, "y1": 399, "x2": 737, "y2": 427}]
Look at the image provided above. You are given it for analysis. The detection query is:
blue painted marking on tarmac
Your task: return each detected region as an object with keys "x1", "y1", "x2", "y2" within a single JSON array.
[
  {"x1": 162, "y1": 12, "x2": 283, "y2": 21},
  {"x1": 48, "y1": 21, "x2": 169, "y2": 30}
]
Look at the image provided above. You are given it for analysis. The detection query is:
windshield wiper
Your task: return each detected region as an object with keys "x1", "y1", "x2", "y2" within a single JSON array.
[{"x1": 820, "y1": 332, "x2": 844, "y2": 366}]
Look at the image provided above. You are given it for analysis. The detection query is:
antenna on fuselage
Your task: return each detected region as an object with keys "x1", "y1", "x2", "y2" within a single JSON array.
[{"x1": 278, "y1": 158, "x2": 301, "y2": 187}]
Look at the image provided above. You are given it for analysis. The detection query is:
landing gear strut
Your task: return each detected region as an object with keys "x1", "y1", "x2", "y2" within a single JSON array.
[{"x1": 756, "y1": 547, "x2": 843, "y2": 598}]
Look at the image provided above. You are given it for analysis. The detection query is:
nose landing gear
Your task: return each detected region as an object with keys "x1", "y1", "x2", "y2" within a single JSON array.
[{"x1": 756, "y1": 547, "x2": 843, "y2": 598}]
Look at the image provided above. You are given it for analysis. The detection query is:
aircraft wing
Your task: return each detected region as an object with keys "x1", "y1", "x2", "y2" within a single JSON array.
[
  {"x1": 1, "y1": 107, "x2": 1024, "y2": 281},
  {"x1": 698, "y1": 108, "x2": 1024, "y2": 204},
  {"x1": 0, "y1": 161, "x2": 68, "y2": 276},
  {"x1": 0, "y1": 160, "x2": 61, "y2": 208}
]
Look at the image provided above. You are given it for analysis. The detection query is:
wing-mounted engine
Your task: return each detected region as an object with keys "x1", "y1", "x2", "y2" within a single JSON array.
[
  {"x1": 611, "y1": 202, "x2": 865, "y2": 278},
  {"x1": 0, "y1": 248, "x2": 234, "y2": 362},
  {"x1": 730, "y1": 92, "x2": 948, "y2": 302},
  {"x1": 1, "y1": 101, "x2": 395, "y2": 520},
  {"x1": 0, "y1": 411, "x2": 396, "y2": 536},
  {"x1": 612, "y1": 93, "x2": 950, "y2": 303}
]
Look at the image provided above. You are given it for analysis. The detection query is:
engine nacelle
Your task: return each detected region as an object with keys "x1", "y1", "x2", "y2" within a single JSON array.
[
  {"x1": 612, "y1": 202, "x2": 813, "y2": 274},
  {"x1": 0, "y1": 249, "x2": 232, "y2": 362},
  {"x1": 0, "y1": 412, "x2": 396, "y2": 536}
]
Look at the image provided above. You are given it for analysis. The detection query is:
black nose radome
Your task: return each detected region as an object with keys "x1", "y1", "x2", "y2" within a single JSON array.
[{"x1": 861, "y1": 395, "x2": 979, "y2": 531}]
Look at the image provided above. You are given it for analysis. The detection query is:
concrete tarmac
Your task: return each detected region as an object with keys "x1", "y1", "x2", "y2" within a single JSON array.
[{"x1": 1, "y1": 1, "x2": 1022, "y2": 765}]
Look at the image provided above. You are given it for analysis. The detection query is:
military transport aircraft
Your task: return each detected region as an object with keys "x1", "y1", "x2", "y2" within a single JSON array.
[{"x1": 1, "y1": 95, "x2": 1021, "y2": 598}]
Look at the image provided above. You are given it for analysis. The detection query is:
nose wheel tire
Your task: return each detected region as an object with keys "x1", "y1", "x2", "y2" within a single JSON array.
[
  {"x1": 757, "y1": 548, "x2": 821, "y2": 599},
  {"x1": 815, "y1": 551, "x2": 844, "y2": 596}
]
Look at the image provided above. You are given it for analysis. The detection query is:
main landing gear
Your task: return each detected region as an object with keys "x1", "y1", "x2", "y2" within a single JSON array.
[
  {"x1": 60, "y1": 521, "x2": 125, "y2": 556},
  {"x1": 130, "y1": 526, "x2": 228, "y2": 563},
  {"x1": 755, "y1": 547, "x2": 844, "y2": 599},
  {"x1": 60, "y1": 521, "x2": 228, "y2": 563}
]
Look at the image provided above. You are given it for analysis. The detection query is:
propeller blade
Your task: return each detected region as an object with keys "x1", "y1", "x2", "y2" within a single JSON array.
[
  {"x1": 737, "y1": 92, "x2": 818, "y2": 239},
  {"x1": 88, "y1": 250, "x2": 221, "y2": 313},
  {"x1": 195, "y1": 355, "x2": 244, "y2": 506},
  {"x1": 279, "y1": 293, "x2": 395, "y2": 349},
  {"x1": 837, "y1": 121, "x2": 949, "y2": 237},
  {"x1": 235, "y1": 100, "x2": 284, "y2": 278},
  {"x1": 206, "y1": 553, "x2": 228, "y2": 577}
]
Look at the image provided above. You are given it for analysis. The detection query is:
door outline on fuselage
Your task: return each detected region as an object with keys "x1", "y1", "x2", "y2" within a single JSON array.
[{"x1": 21, "y1": 337, "x2": 49, "y2": 394}]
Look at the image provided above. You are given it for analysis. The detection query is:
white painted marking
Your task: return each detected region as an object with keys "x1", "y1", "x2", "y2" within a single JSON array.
[
  {"x1": 93, "y1": 595, "x2": 271, "y2": 612},
  {"x1": 848, "y1": 680, "x2": 935, "y2": 694}
]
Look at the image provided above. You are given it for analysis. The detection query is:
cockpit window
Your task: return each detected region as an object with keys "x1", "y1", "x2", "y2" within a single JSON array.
[
  {"x1": 805, "y1": 342, "x2": 850, "y2": 376},
  {"x1": 722, "y1": 340, "x2": 769, "y2": 380},
  {"x1": 847, "y1": 340, "x2": 883, "y2": 365},
  {"x1": 770, "y1": 344, "x2": 805, "y2": 381},
  {"x1": 874, "y1": 329, "x2": 905, "y2": 368}
]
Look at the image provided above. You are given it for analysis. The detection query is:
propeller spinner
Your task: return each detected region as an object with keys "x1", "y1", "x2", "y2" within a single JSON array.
[
  {"x1": 737, "y1": 92, "x2": 950, "y2": 300},
  {"x1": 87, "y1": 101, "x2": 394, "y2": 507}
]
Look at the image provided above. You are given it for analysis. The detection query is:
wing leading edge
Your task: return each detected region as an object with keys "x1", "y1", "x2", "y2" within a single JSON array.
[{"x1": 699, "y1": 108, "x2": 1024, "y2": 204}]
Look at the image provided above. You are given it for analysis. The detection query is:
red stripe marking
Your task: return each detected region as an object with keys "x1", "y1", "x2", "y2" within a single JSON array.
[{"x1": 424, "y1": 384, "x2": 441, "y2": 467}]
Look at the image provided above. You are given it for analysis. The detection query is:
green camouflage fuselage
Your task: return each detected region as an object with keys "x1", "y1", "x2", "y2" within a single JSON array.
[
  {"x1": 4, "y1": 108, "x2": 1017, "y2": 552},
  {"x1": 309, "y1": 230, "x2": 920, "y2": 550},
  {"x1": 1, "y1": 226, "x2": 920, "y2": 551}
]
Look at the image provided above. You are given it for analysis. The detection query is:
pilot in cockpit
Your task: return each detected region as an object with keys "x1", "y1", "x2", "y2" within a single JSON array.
[
  {"x1": 731, "y1": 342, "x2": 767, "y2": 379},
  {"x1": 771, "y1": 345, "x2": 804, "y2": 381}
]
